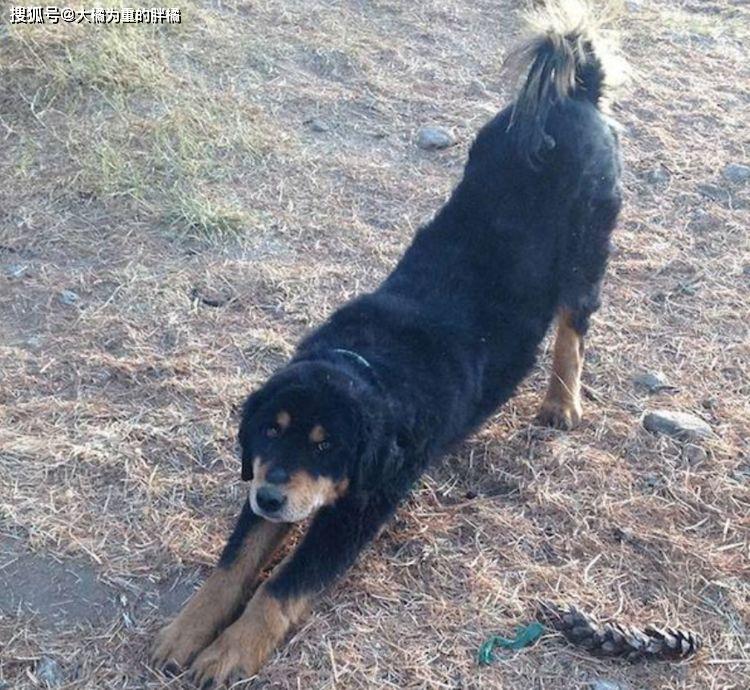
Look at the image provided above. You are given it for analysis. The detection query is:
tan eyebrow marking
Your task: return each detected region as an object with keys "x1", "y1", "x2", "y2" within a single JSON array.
[
  {"x1": 276, "y1": 410, "x2": 291, "y2": 430},
  {"x1": 308, "y1": 425, "x2": 326, "y2": 443}
]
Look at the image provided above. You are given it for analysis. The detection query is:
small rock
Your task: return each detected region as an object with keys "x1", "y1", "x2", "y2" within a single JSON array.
[
  {"x1": 643, "y1": 409, "x2": 713, "y2": 442},
  {"x1": 590, "y1": 680, "x2": 623, "y2": 690},
  {"x1": 466, "y1": 79, "x2": 489, "y2": 99},
  {"x1": 646, "y1": 167, "x2": 670, "y2": 186},
  {"x1": 642, "y1": 472, "x2": 663, "y2": 490},
  {"x1": 696, "y1": 183, "x2": 730, "y2": 202},
  {"x1": 417, "y1": 126, "x2": 455, "y2": 151},
  {"x1": 625, "y1": 0, "x2": 642, "y2": 10},
  {"x1": 732, "y1": 463, "x2": 750, "y2": 483},
  {"x1": 36, "y1": 656, "x2": 64, "y2": 687},
  {"x1": 722, "y1": 163, "x2": 750, "y2": 184},
  {"x1": 683, "y1": 443, "x2": 708, "y2": 464},
  {"x1": 687, "y1": 208, "x2": 717, "y2": 233},
  {"x1": 59, "y1": 289, "x2": 80, "y2": 306},
  {"x1": 667, "y1": 31, "x2": 716, "y2": 48},
  {"x1": 191, "y1": 285, "x2": 232, "y2": 308},
  {"x1": 4, "y1": 263, "x2": 28, "y2": 278},
  {"x1": 25, "y1": 335, "x2": 42, "y2": 348},
  {"x1": 305, "y1": 117, "x2": 330, "y2": 133},
  {"x1": 633, "y1": 370, "x2": 674, "y2": 393}
]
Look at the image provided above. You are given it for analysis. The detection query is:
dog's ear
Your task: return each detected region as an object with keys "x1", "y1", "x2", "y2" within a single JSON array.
[
  {"x1": 238, "y1": 387, "x2": 271, "y2": 481},
  {"x1": 356, "y1": 431, "x2": 409, "y2": 496},
  {"x1": 352, "y1": 400, "x2": 407, "y2": 494}
]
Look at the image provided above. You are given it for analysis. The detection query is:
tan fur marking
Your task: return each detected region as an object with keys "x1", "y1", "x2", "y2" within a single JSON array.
[
  {"x1": 151, "y1": 518, "x2": 289, "y2": 671},
  {"x1": 251, "y1": 464, "x2": 350, "y2": 522},
  {"x1": 275, "y1": 410, "x2": 291, "y2": 430},
  {"x1": 308, "y1": 424, "x2": 327, "y2": 443},
  {"x1": 288, "y1": 469, "x2": 349, "y2": 506},
  {"x1": 189, "y1": 582, "x2": 312, "y2": 686},
  {"x1": 253, "y1": 456, "x2": 266, "y2": 482},
  {"x1": 536, "y1": 308, "x2": 584, "y2": 430}
]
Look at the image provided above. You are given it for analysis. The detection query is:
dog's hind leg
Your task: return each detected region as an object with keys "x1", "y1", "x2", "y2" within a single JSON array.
[
  {"x1": 536, "y1": 307, "x2": 585, "y2": 430},
  {"x1": 536, "y1": 186, "x2": 620, "y2": 430},
  {"x1": 151, "y1": 501, "x2": 290, "y2": 674}
]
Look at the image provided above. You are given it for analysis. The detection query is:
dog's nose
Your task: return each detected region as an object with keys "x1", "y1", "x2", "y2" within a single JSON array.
[
  {"x1": 256, "y1": 486, "x2": 286, "y2": 514},
  {"x1": 265, "y1": 465, "x2": 289, "y2": 485}
]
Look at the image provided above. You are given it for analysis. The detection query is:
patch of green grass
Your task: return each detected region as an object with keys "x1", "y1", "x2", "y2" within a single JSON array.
[
  {"x1": 164, "y1": 190, "x2": 247, "y2": 241},
  {"x1": 2, "y1": 15, "x2": 271, "y2": 243},
  {"x1": 660, "y1": 7, "x2": 742, "y2": 41},
  {"x1": 62, "y1": 25, "x2": 171, "y2": 94}
]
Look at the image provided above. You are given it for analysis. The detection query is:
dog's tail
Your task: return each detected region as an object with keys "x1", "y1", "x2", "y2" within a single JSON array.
[{"x1": 507, "y1": 0, "x2": 626, "y2": 166}]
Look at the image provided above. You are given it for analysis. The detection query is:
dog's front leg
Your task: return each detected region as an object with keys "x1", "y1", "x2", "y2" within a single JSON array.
[
  {"x1": 189, "y1": 492, "x2": 398, "y2": 687},
  {"x1": 151, "y1": 501, "x2": 290, "y2": 673}
]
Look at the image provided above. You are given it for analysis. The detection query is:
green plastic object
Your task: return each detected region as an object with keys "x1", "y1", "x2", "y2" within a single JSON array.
[{"x1": 477, "y1": 621, "x2": 545, "y2": 665}]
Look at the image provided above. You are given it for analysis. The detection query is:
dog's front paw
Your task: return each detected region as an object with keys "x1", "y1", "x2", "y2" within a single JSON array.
[
  {"x1": 535, "y1": 398, "x2": 582, "y2": 430},
  {"x1": 188, "y1": 584, "x2": 297, "y2": 687},
  {"x1": 189, "y1": 630, "x2": 261, "y2": 689},
  {"x1": 151, "y1": 617, "x2": 217, "y2": 676}
]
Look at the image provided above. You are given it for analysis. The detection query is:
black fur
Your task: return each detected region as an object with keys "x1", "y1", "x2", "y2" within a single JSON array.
[
  {"x1": 229, "y1": 25, "x2": 622, "y2": 604},
  {"x1": 217, "y1": 498, "x2": 261, "y2": 569}
]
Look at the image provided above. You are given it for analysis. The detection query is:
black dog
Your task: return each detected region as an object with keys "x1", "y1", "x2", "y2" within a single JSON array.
[{"x1": 153, "y1": 6, "x2": 623, "y2": 686}]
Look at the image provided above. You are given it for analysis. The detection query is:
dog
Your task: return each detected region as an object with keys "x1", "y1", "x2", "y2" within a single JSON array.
[{"x1": 152, "y1": 3, "x2": 624, "y2": 686}]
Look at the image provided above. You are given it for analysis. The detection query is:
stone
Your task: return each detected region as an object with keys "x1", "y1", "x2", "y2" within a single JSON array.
[
  {"x1": 36, "y1": 656, "x2": 64, "y2": 687},
  {"x1": 25, "y1": 335, "x2": 42, "y2": 348},
  {"x1": 191, "y1": 285, "x2": 231, "y2": 308},
  {"x1": 4, "y1": 263, "x2": 28, "y2": 278},
  {"x1": 590, "y1": 680, "x2": 623, "y2": 690},
  {"x1": 687, "y1": 208, "x2": 717, "y2": 233},
  {"x1": 643, "y1": 409, "x2": 713, "y2": 442},
  {"x1": 646, "y1": 168, "x2": 670, "y2": 186},
  {"x1": 466, "y1": 79, "x2": 489, "y2": 99},
  {"x1": 722, "y1": 163, "x2": 750, "y2": 184},
  {"x1": 696, "y1": 183, "x2": 730, "y2": 202},
  {"x1": 667, "y1": 31, "x2": 716, "y2": 48},
  {"x1": 59, "y1": 289, "x2": 80, "y2": 306},
  {"x1": 633, "y1": 370, "x2": 674, "y2": 393},
  {"x1": 417, "y1": 126, "x2": 455, "y2": 150},
  {"x1": 683, "y1": 443, "x2": 708, "y2": 464},
  {"x1": 306, "y1": 117, "x2": 331, "y2": 133},
  {"x1": 732, "y1": 463, "x2": 750, "y2": 483},
  {"x1": 643, "y1": 473, "x2": 662, "y2": 490}
]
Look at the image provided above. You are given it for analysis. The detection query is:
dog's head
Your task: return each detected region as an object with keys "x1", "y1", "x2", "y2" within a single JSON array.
[{"x1": 238, "y1": 360, "x2": 386, "y2": 522}]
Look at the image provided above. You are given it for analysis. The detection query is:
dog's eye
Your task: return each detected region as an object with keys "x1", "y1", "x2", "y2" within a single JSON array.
[
  {"x1": 265, "y1": 425, "x2": 280, "y2": 438},
  {"x1": 315, "y1": 441, "x2": 331, "y2": 453}
]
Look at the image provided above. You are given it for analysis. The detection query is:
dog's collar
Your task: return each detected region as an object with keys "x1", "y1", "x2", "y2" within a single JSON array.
[
  {"x1": 330, "y1": 347, "x2": 373, "y2": 371},
  {"x1": 297, "y1": 347, "x2": 380, "y2": 388}
]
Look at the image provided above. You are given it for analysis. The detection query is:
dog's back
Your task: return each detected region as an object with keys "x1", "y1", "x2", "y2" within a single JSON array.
[
  {"x1": 371, "y1": 3, "x2": 623, "y2": 420},
  {"x1": 302, "y1": 1, "x2": 625, "y2": 444}
]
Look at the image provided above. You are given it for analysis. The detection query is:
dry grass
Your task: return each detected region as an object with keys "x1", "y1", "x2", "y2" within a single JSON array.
[{"x1": 1, "y1": 0, "x2": 749, "y2": 688}]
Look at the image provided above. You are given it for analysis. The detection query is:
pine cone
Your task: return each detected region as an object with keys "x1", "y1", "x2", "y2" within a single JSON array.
[{"x1": 538, "y1": 602, "x2": 702, "y2": 661}]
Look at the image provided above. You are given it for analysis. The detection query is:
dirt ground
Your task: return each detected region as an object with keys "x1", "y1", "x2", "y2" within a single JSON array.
[{"x1": 1, "y1": 0, "x2": 748, "y2": 688}]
